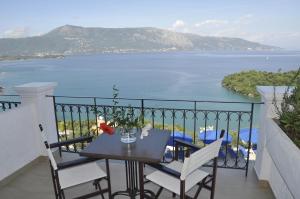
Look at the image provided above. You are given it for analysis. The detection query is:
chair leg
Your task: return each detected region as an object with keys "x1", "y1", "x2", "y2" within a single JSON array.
[
  {"x1": 54, "y1": 170, "x2": 64, "y2": 199},
  {"x1": 58, "y1": 188, "x2": 63, "y2": 199},
  {"x1": 105, "y1": 159, "x2": 112, "y2": 198},
  {"x1": 97, "y1": 183, "x2": 105, "y2": 199},
  {"x1": 93, "y1": 179, "x2": 100, "y2": 190},
  {"x1": 180, "y1": 193, "x2": 185, "y2": 199},
  {"x1": 57, "y1": 187, "x2": 65, "y2": 199},
  {"x1": 210, "y1": 158, "x2": 217, "y2": 199},
  {"x1": 180, "y1": 180, "x2": 185, "y2": 199},
  {"x1": 193, "y1": 182, "x2": 204, "y2": 199},
  {"x1": 155, "y1": 187, "x2": 163, "y2": 199},
  {"x1": 61, "y1": 190, "x2": 66, "y2": 199},
  {"x1": 50, "y1": 166, "x2": 59, "y2": 199}
]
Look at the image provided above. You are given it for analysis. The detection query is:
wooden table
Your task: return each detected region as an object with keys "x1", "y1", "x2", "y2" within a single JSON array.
[{"x1": 80, "y1": 129, "x2": 170, "y2": 199}]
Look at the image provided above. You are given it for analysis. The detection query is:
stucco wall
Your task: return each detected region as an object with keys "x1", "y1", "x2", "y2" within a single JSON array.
[
  {"x1": 255, "y1": 86, "x2": 300, "y2": 199},
  {"x1": 0, "y1": 82, "x2": 57, "y2": 182},
  {"x1": 0, "y1": 104, "x2": 42, "y2": 181}
]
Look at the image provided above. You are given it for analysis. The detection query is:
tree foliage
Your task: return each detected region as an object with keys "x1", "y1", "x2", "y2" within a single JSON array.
[
  {"x1": 222, "y1": 70, "x2": 299, "y2": 97},
  {"x1": 273, "y1": 69, "x2": 300, "y2": 148}
]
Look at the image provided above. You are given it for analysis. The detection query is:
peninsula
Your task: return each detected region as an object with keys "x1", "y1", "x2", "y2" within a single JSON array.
[{"x1": 222, "y1": 70, "x2": 299, "y2": 97}]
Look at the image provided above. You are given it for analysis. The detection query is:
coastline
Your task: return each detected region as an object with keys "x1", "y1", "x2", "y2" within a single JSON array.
[{"x1": 0, "y1": 54, "x2": 65, "y2": 62}]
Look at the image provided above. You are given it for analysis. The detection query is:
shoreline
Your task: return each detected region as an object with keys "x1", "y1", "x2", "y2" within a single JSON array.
[{"x1": 0, "y1": 55, "x2": 65, "y2": 62}]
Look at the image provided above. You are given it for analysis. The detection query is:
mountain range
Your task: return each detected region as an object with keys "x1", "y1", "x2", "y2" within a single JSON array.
[{"x1": 0, "y1": 25, "x2": 280, "y2": 58}]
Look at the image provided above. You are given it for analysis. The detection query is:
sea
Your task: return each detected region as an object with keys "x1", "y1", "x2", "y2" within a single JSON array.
[{"x1": 0, "y1": 51, "x2": 299, "y2": 128}]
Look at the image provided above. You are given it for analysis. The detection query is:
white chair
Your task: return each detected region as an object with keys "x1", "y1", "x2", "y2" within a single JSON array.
[
  {"x1": 146, "y1": 130, "x2": 225, "y2": 199},
  {"x1": 39, "y1": 124, "x2": 111, "y2": 199}
]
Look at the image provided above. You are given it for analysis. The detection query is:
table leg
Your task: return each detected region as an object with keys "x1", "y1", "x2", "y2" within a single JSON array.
[
  {"x1": 111, "y1": 160, "x2": 155, "y2": 199},
  {"x1": 106, "y1": 159, "x2": 112, "y2": 199},
  {"x1": 138, "y1": 162, "x2": 144, "y2": 199},
  {"x1": 112, "y1": 160, "x2": 139, "y2": 198}
]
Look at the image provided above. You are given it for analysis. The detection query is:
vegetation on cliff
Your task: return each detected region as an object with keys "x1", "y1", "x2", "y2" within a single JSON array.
[{"x1": 222, "y1": 70, "x2": 299, "y2": 97}]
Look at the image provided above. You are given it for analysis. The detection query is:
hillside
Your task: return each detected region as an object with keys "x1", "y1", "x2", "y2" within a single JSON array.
[{"x1": 0, "y1": 25, "x2": 280, "y2": 58}]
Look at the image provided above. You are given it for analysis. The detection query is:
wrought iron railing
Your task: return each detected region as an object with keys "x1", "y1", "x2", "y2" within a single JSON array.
[
  {"x1": 0, "y1": 95, "x2": 21, "y2": 112},
  {"x1": 49, "y1": 95, "x2": 262, "y2": 176}
]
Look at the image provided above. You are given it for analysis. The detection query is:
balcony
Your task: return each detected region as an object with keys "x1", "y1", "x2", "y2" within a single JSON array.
[
  {"x1": 0, "y1": 153, "x2": 273, "y2": 199},
  {"x1": 0, "y1": 82, "x2": 297, "y2": 198}
]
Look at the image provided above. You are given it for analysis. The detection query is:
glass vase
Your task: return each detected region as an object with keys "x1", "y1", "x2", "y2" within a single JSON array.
[{"x1": 120, "y1": 128, "x2": 137, "y2": 143}]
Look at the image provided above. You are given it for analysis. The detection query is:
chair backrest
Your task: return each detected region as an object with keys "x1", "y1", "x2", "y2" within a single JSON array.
[
  {"x1": 39, "y1": 124, "x2": 58, "y2": 170},
  {"x1": 180, "y1": 137, "x2": 223, "y2": 180}
]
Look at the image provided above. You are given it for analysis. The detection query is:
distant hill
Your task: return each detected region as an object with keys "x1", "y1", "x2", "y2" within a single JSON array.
[{"x1": 0, "y1": 25, "x2": 280, "y2": 58}]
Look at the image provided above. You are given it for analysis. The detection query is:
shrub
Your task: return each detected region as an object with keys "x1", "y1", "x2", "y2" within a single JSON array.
[{"x1": 273, "y1": 68, "x2": 300, "y2": 148}]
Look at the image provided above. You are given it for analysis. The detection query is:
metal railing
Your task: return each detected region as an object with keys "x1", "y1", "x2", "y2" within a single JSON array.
[
  {"x1": 49, "y1": 95, "x2": 263, "y2": 176},
  {"x1": 0, "y1": 95, "x2": 21, "y2": 112}
]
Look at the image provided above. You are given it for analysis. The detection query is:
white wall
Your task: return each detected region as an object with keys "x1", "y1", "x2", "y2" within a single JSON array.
[
  {"x1": 255, "y1": 86, "x2": 300, "y2": 199},
  {"x1": 0, "y1": 104, "x2": 40, "y2": 180},
  {"x1": 0, "y1": 82, "x2": 57, "y2": 181},
  {"x1": 265, "y1": 119, "x2": 299, "y2": 199}
]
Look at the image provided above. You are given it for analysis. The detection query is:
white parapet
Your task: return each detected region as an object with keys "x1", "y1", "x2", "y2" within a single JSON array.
[
  {"x1": 0, "y1": 82, "x2": 57, "y2": 182},
  {"x1": 14, "y1": 82, "x2": 58, "y2": 145},
  {"x1": 255, "y1": 86, "x2": 299, "y2": 199}
]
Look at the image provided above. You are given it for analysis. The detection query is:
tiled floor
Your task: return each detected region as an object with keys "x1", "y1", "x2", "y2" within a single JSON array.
[{"x1": 0, "y1": 155, "x2": 274, "y2": 199}]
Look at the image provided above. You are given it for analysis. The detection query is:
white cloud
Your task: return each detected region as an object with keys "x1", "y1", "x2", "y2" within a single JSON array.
[
  {"x1": 170, "y1": 20, "x2": 189, "y2": 33},
  {"x1": 167, "y1": 15, "x2": 300, "y2": 48},
  {"x1": 192, "y1": 14, "x2": 255, "y2": 41},
  {"x1": 3, "y1": 27, "x2": 30, "y2": 38},
  {"x1": 234, "y1": 14, "x2": 253, "y2": 25},
  {"x1": 192, "y1": 15, "x2": 300, "y2": 48},
  {"x1": 172, "y1": 20, "x2": 185, "y2": 29},
  {"x1": 194, "y1": 20, "x2": 228, "y2": 27},
  {"x1": 193, "y1": 14, "x2": 253, "y2": 35}
]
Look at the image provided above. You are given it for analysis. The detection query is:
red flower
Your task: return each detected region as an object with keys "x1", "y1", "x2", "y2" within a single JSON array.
[{"x1": 99, "y1": 123, "x2": 115, "y2": 135}]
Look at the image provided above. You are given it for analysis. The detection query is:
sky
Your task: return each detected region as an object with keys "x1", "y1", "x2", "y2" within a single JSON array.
[{"x1": 1, "y1": 0, "x2": 300, "y2": 49}]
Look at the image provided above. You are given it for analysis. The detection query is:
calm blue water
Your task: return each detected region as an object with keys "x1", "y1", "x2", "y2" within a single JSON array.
[
  {"x1": 0, "y1": 51, "x2": 299, "y2": 128},
  {"x1": 1, "y1": 51, "x2": 299, "y2": 99}
]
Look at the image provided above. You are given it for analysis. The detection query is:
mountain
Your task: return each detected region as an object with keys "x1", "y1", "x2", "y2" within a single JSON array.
[{"x1": 0, "y1": 25, "x2": 280, "y2": 57}]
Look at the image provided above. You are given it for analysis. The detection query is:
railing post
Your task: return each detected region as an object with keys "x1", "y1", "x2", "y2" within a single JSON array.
[
  {"x1": 172, "y1": 109, "x2": 176, "y2": 159},
  {"x1": 183, "y1": 110, "x2": 186, "y2": 135},
  {"x1": 52, "y1": 96, "x2": 61, "y2": 156},
  {"x1": 94, "y1": 97, "x2": 99, "y2": 136},
  {"x1": 245, "y1": 103, "x2": 254, "y2": 177},
  {"x1": 224, "y1": 111, "x2": 230, "y2": 166},
  {"x1": 1, "y1": 102, "x2": 5, "y2": 111},
  {"x1": 141, "y1": 99, "x2": 144, "y2": 125},
  {"x1": 193, "y1": 101, "x2": 197, "y2": 144}
]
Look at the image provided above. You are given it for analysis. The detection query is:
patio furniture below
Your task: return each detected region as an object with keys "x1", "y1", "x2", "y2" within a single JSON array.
[
  {"x1": 228, "y1": 146, "x2": 247, "y2": 159},
  {"x1": 164, "y1": 131, "x2": 193, "y2": 161},
  {"x1": 239, "y1": 146, "x2": 248, "y2": 157},
  {"x1": 199, "y1": 130, "x2": 232, "y2": 145},
  {"x1": 239, "y1": 128, "x2": 258, "y2": 143},
  {"x1": 166, "y1": 131, "x2": 193, "y2": 146},
  {"x1": 239, "y1": 128, "x2": 259, "y2": 150}
]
